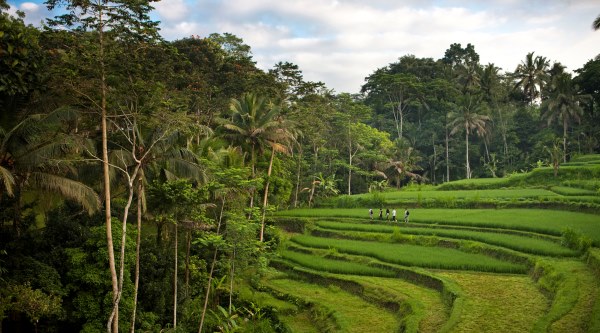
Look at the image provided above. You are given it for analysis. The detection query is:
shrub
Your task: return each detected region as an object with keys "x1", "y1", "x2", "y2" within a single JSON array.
[{"x1": 561, "y1": 227, "x2": 593, "y2": 252}]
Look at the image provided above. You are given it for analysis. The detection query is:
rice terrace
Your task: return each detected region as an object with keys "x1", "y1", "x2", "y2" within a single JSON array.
[
  {"x1": 246, "y1": 155, "x2": 600, "y2": 333},
  {"x1": 2, "y1": 3, "x2": 600, "y2": 332}
]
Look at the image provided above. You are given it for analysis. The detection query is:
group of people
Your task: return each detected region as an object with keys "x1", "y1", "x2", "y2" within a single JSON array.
[{"x1": 369, "y1": 208, "x2": 409, "y2": 223}]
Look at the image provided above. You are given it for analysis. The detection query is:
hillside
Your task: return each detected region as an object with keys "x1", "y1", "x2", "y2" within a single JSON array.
[{"x1": 246, "y1": 158, "x2": 600, "y2": 332}]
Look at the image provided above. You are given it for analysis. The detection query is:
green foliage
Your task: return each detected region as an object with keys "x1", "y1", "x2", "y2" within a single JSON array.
[
  {"x1": 315, "y1": 221, "x2": 576, "y2": 256},
  {"x1": 6, "y1": 282, "x2": 63, "y2": 326},
  {"x1": 0, "y1": 9, "x2": 43, "y2": 97},
  {"x1": 280, "y1": 250, "x2": 396, "y2": 277},
  {"x1": 561, "y1": 227, "x2": 593, "y2": 252},
  {"x1": 290, "y1": 235, "x2": 526, "y2": 273}
]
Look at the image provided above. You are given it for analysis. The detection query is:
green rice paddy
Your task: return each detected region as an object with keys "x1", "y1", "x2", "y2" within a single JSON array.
[
  {"x1": 245, "y1": 161, "x2": 600, "y2": 332},
  {"x1": 290, "y1": 235, "x2": 527, "y2": 273}
]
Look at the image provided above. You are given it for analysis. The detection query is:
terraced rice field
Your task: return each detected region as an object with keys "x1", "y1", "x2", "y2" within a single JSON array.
[{"x1": 241, "y1": 206, "x2": 600, "y2": 332}]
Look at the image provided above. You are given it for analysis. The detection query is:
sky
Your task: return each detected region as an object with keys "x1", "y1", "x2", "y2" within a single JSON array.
[{"x1": 7, "y1": 0, "x2": 600, "y2": 93}]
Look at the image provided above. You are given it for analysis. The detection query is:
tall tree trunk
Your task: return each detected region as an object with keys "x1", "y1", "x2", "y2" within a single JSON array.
[
  {"x1": 465, "y1": 130, "x2": 471, "y2": 179},
  {"x1": 229, "y1": 247, "x2": 236, "y2": 315},
  {"x1": 99, "y1": 7, "x2": 119, "y2": 329},
  {"x1": 198, "y1": 198, "x2": 225, "y2": 333},
  {"x1": 130, "y1": 177, "x2": 143, "y2": 333},
  {"x1": 185, "y1": 229, "x2": 191, "y2": 297},
  {"x1": 260, "y1": 146, "x2": 275, "y2": 242},
  {"x1": 293, "y1": 148, "x2": 302, "y2": 208},
  {"x1": 348, "y1": 126, "x2": 352, "y2": 196},
  {"x1": 563, "y1": 118, "x2": 568, "y2": 163},
  {"x1": 445, "y1": 125, "x2": 450, "y2": 182},
  {"x1": 432, "y1": 135, "x2": 437, "y2": 184},
  {"x1": 173, "y1": 221, "x2": 178, "y2": 330},
  {"x1": 248, "y1": 143, "x2": 255, "y2": 215},
  {"x1": 308, "y1": 146, "x2": 318, "y2": 208}
]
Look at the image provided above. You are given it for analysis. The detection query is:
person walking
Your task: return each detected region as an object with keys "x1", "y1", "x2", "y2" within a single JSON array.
[
  {"x1": 392, "y1": 209, "x2": 397, "y2": 222},
  {"x1": 386, "y1": 208, "x2": 390, "y2": 221},
  {"x1": 378, "y1": 208, "x2": 383, "y2": 220},
  {"x1": 404, "y1": 208, "x2": 410, "y2": 223},
  {"x1": 369, "y1": 208, "x2": 373, "y2": 220}
]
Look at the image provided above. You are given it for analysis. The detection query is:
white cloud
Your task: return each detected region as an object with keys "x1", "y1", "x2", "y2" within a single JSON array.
[
  {"x1": 7, "y1": 0, "x2": 599, "y2": 93},
  {"x1": 154, "y1": 0, "x2": 189, "y2": 21}
]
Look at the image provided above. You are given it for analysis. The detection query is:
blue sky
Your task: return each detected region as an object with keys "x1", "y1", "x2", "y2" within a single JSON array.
[{"x1": 7, "y1": 0, "x2": 600, "y2": 93}]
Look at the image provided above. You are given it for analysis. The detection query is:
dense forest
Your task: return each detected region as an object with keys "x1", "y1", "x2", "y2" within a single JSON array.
[{"x1": 1, "y1": 1, "x2": 600, "y2": 332}]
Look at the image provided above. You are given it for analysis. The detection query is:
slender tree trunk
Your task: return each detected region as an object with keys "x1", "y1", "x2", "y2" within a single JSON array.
[
  {"x1": 173, "y1": 221, "x2": 178, "y2": 330},
  {"x1": 185, "y1": 229, "x2": 191, "y2": 297},
  {"x1": 563, "y1": 119, "x2": 568, "y2": 163},
  {"x1": 465, "y1": 129, "x2": 471, "y2": 179},
  {"x1": 100, "y1": 8, "x2": 119, "y2": 329},
  {"x1": 293, "y1": 149, "x2": 302, "y2": 208},
  {"x1": 198, "y1": 198, "x2": 225, "y2": 333},
  {"x1": 308, "y1": 146, "x2": 318, "y2": 208},
  {"x1": 130, "y1": 177, "x2": 143, "y2": 333},
  {"x1": 432, "y1": 135, "x2": 437, "y2": 184},
  {"x1": 249, "y1": 144, "x2": 255, "y2": 214},
  {"x1": 348, "y1": 125, "x2": 352, "y2": 195},
  {"x1": 260, "y1": 146, "x2": 275, "y2": 242},
  {"x1": 229, "y1": 246, "x2": 236, "y2": 315},
  {"x1": 445, "y1": 124, "x2": 450, "y2": 182}
]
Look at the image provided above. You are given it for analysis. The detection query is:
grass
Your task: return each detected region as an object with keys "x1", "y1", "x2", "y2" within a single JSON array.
[
  {"x1": 315, "y1": 221, "x2": 577, "y2": 256},
  {"x1": 276, "y1": 208, "x2": 600, "y2": 244},
  {"x1": 290, "y1": 235, "x2": 527, "y2": 273},
  {"x1": 550, "y1": 186, "x2": 597, "y2": 196},
  {"x1": 352, "y1": 188, "x2": 559, "y2": 200},
  {"x1": 280, "y1": 250, "x2": 397, "y2": 277},
  {"x1": 352, "y1": 276, "x2": 449, "y2": 333},
  {"x1": 265, "y1": 277, "x2": 399, "y2": 333},
  {"x1": 436, "y1": 271, "x2": 547, "y2": 333}
]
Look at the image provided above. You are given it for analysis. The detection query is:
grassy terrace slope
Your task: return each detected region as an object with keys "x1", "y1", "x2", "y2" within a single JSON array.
[
  {"x1": 248, "y1": 158, "x2": 600, "y2": 332},
  {"x1": 276, "y1": 208, "x2": 600, "y2": 244}
]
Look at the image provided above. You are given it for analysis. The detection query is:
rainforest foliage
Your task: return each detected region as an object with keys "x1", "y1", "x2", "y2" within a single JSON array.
[{"x1": 1, "y1": 3, "x2": 600, "y2": 332}]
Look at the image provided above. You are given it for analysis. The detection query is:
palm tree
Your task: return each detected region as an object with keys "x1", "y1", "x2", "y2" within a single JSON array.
[
  {"x1": 542, "y1": 72, "x2": 586, "y2": 163},
  {"x1": 593, "y1": 14, "x2": 600, "y2": 30},
  {"x1": 219, "y1": 93, "x2": 295, "y2": 241},
  {"x1": 0, "y1": 110, "x2": 100, "y2": 235},
  {"x1": 449, "y1": 94, "x2": 490, "y2": 179},
  {"x1": 512, "y1": 52, "x2": 549, "y2": 104},
  {"x1": 375, "y1": 140, "x2": 423, "y2": 188},
  {"x1": 259, "y1": 116, "x2": 296, "y2": 241}
]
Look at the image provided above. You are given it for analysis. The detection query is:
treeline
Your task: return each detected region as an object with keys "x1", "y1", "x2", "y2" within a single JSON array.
[{"x1": 1, "y1": 0, "x2": 599, "y2": 331}]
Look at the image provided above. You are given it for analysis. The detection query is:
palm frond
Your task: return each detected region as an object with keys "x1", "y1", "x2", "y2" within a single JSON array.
[
  {"x1": 0, "y1": 165, "x2": 15, "y2": 196},
  {"x1": 28, "y1": 172, "x2": 101, "y2": 214}
]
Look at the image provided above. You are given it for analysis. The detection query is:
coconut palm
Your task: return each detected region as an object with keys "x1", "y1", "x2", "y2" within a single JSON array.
[
  {"x1": 449, "y1": 94, "x2": 490, "y2": 179},
  {"x1": 218, "y1": 93, "x2": 296, "y2": 241},
  {"x1": 375, "y1": 140, "x2": 423, "y2": 188},
  {"x1": 542, "y1": 72, "x2": 587, "y2": 163},
  {"x1": 593, "y1": 14, "x2": 600, "y2": 30},
  {"x1": 0, "y1": 110, "x2": 100, "y2": 235},
  {"x1": 512, "y1": 52, "x2": 549, "y2": 104}
]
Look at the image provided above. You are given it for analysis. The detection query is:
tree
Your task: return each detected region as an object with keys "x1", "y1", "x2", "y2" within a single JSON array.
[
  {"x1": 362, "y1": 71, "x2": 425, "y2": 140},
  {"x1": 0, "y1": 110, "x2": 100, "y2": 235},
  {"x1": 544, "y1": 138, "x2": 562, "y2": 177},
  {"x1": 449, "y1": 94, "x2": 490, "y2": 179},
  {"x1": 0, "y1": 7, "x2": 43, "y2": 126},
  {"x1": 442, "y1": 43, "x2": 480, "y2": 68},
  {"x1": 512, "y1": 52, "x2": 549, "y2": 105},
  {"x1": 219, "y1": 93, "x2": 293, "y2": 240},
  {"x1": 259, "y1": 114, "x2": 296, "y2": 242},
  {"x1": 376, "y1": 139, "x2": 423, "y2": 188},
  {"x1": 542, "y1": 72, "x2": 586, "y2": 162},
  {"x1": 44, "y1": 0, "x2": 161, "y2": 330},
  {"x1": 593, "y1": 14, "x2": 600, "y2": 30}
]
